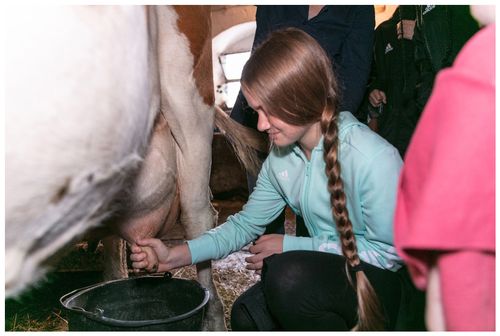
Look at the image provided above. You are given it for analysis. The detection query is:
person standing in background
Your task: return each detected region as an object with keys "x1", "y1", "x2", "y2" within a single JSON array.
[
  {"x1": 394, "y1": 6, "x2": 495, "y2": 331},
  {"x1": 365, "y1": 6, "x2": 419, "y2": 157},
  {"x1": 413, "y1": 5, "x2": 479, "y2": 112}
]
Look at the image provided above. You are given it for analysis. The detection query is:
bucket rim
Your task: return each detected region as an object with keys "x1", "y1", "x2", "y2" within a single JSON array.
[{"x1": 60, "y1": 274, "x2": 210, "y2": 328}]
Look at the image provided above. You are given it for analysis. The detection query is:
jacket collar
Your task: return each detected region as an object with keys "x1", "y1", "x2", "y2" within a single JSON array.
[
  {"x1": 338, "y1": 111, "x2": 359, "y2": 138},
  {"x1": 291, "y1": 111, "x2": 358, "y2": 158}
]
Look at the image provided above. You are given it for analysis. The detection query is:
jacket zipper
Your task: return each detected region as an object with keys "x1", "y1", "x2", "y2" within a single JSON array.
[{"x1": 301, "y1": 151, "x2": 316, "y2": 236}]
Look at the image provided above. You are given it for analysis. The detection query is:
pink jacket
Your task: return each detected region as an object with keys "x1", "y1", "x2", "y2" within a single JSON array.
[{"x1": 395, "y1": 24, "x2": 495, "y2": 289}]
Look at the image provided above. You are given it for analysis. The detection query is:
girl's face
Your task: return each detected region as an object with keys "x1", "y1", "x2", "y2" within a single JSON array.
[{"x1": 243, "y1": 88, "x2": 310, "y2": 147}]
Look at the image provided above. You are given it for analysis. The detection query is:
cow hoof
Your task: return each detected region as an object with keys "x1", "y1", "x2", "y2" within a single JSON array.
[
  {"x1": 202, "y1": 315, "x2": 227, "y2": 331},
  {"x1": 202, "y1": 299, "x2": 226, "y2": 331}
]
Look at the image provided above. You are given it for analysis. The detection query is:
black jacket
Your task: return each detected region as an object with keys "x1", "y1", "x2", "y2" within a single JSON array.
[
  {"x1": 368, "y1": 6, "x2": 419, "y2": 156},
  {"x1": 413, "y1": 5, "x2": 479, "y2": 111}
]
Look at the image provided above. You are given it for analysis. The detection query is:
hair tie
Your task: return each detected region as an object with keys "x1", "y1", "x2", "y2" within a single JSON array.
[{"x1": 350, "y1": 263, "x2": 363, "y2": 273}]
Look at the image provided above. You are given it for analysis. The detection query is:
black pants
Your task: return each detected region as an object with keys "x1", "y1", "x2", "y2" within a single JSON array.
[{"x1": 231, "y1": 251, "x2": 402, "y2": 331}]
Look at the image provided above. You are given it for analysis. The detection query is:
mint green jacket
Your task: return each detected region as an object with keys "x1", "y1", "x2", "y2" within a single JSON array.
[{"x1": 188, "y1": 112, "x2": 404, "y2": 271}]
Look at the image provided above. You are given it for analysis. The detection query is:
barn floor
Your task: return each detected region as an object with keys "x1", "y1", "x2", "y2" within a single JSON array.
[{"x1": 5, "y1": 195, "x2": 297, "y2": 331}]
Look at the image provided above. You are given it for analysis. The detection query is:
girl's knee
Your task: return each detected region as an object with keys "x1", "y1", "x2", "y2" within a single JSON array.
[
  {"x1": 230, "y1": 298, "x2": 257, "y2": 331},
  {"x1": 262, "y1": 252, "x2": 312, "y2": 317},
  {"x1": 263, "y1": 252, "x2": 304, "y2": 294}
]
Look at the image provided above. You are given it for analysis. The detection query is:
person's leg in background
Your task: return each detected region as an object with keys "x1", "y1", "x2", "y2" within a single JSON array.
[{"x1": 395, "y1": 266, "x2": 426, "y2": 330}]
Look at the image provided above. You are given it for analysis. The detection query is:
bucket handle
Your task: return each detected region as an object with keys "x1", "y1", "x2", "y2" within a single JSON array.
[{"x1": 59, "y1": 282, "x2": 103, "y2": 313}]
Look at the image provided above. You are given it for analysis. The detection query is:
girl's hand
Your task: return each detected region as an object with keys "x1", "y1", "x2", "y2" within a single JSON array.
[
  {"x1": 246, "y1": 234, "x2": 284, "y2": 274},
  {"x1": 130, "y1": 238, "x2": 169, "y2": 273}
]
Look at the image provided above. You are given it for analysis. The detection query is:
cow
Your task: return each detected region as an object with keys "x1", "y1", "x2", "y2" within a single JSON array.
[{"x1": 5, "y1": 5, "x2": 265, "y2": 331}]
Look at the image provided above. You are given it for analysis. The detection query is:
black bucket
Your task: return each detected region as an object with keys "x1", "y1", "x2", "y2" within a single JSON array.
[{"x1": 60, "y1": 273, "x2": 209, "y2": 331}]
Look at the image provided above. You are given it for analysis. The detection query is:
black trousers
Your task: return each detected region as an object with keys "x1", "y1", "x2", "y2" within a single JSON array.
[{"x1": 231, "y1": 250, "x2": 403, "y2": 331}]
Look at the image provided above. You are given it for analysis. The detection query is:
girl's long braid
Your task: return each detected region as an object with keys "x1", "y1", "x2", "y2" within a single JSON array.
[{"x1": 320, "y1": 97, "x2": 385, "y2": 331}]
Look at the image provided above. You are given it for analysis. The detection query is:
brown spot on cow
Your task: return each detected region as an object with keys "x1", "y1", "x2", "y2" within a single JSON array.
[{"x1": 174, "y1": 5, "x2": 214, "y2": 106}]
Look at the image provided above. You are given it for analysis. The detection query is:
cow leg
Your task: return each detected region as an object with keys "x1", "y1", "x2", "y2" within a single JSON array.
[
  {"x1": 196, "y1": 261, "x2": 226, "y2": 331},
  {"x1": 153, "y1": 6, "x2": 225, "y2": 331},
  {"x1": 172, "y1": 125, "x2": 225, "y2": 331},
  {"x1": 175, "y1": 138, "x2": 225, "y2": 331},
  {"x1": 177, "y1": 143, "x2": 225, "y2": 331}
]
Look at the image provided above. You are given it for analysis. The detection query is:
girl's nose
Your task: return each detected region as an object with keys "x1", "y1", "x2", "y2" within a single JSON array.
[{"x1": 257, "y1": 112, "x2": 270, "y2": 132}]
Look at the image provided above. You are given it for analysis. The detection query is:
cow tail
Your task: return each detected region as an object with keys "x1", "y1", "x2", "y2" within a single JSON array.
[{"x1": 214, "y1": 106, "x2": 268, "y2": 177}]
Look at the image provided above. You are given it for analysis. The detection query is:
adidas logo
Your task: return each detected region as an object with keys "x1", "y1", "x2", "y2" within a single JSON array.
[
  {"x1": 385, "y1": 43, "x2": 393, "y2": 54},
  {"x1": 423, "y1": 5, "x2": 435, "y2": 15},
  {"x1": 278, "y1": 170, "x2": 289, "y2": 180}
]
